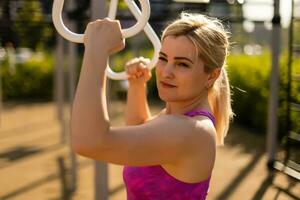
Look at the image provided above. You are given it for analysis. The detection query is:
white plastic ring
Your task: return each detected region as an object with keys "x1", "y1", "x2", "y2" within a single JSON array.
[
  {"x1": 106, "y1": 0, "x2": 161, "y2": 80},
  {"x1": 52, "y1": 0, "x2": 160, "y2": 80},
  {"x1": 52, "y1": 0, "x2": 151, "y2": 43}
]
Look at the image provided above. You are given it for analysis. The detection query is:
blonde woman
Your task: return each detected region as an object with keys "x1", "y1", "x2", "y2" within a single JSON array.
[{"x1": 71, "y1": 13, "x2": 233, "y2": 199}]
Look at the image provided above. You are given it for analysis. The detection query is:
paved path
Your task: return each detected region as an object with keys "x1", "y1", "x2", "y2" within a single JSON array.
[{"x1": 0, "y1": 101, "x2": 299, "y2": 200}]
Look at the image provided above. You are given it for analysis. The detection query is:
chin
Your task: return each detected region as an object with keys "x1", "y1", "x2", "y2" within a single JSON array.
[{"x1": 158, "y1": 91, "x2": 178, "y2": 102}]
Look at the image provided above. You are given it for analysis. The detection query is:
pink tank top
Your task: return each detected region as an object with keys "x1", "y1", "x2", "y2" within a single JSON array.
[{"x1": 123, "y1": 109, "x2": 215, "y2": 200}]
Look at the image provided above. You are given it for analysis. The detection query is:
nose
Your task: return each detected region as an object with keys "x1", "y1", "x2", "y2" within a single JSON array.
[{"x1": 161, "y1": 63, "x2": 174, "y2": 79}]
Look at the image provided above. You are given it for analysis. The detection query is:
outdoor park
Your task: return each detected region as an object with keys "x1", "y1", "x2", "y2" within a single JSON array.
[{"x1": 0, "y1": 0, "x2": 299, "y2": 199}]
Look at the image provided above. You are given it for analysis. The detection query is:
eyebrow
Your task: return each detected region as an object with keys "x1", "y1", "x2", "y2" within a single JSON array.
[{"x1": 159, "y1": 51, "x2": 194, "y2": 64}]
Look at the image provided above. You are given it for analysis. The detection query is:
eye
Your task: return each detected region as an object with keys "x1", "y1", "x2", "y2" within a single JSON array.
[
  {"x1": 158, "y1": 57, "x2": 167, "y2": 62},
  {"x1": 178, "y1": 62, "x2": 189, "y2": 67}
]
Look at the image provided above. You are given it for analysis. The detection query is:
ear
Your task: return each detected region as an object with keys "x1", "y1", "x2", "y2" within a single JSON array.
[{"x1": 207, "y1": 67, "x2": 221, "y2": 88}]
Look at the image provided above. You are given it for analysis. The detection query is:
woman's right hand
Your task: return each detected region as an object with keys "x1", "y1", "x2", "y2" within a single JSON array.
[
  {"x1": 84, "y1": 18, "x2": 125, "y2": 58},
  {"x1": 125, "y1": 57, "x2": 152, "y2": 85}
]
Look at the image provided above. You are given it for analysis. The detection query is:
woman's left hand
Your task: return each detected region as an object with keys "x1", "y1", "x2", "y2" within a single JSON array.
[{"x1": 83, "y1": 18, "x2": 125, "y2": 59}]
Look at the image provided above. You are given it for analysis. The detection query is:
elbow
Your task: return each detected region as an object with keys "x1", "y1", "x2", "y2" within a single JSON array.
[
  {"x1": 70, "y1": 138, "x2": 107, "y2": 160},
  {"x1": 70, "y1": 128, "x2": 90, "y2": 156},
  {"x1": 70, "y1": 138, "x2": 79, "y2": 153},
  {"x1": 70, "y1": 120, "x2": 90, "y2": 155},
  {"x1": 70, "y1": 137, "x2": 95, "y2": 158},
  {"x1": 70, "y1": 134, "x2": 85, "y2": 155},
  {"x1": 70, "y1": 129, "x2": 109, "y2": 159}
]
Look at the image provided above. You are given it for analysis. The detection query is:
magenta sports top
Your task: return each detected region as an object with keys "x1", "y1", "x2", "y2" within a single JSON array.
[{"x1": 123, "y1": 109, "x2": 216, "y2": 200}]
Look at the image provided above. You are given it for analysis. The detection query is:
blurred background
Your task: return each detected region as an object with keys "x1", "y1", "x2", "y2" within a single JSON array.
[{"x1": 0, "y1": 0, "x2": 299, "y2": 199}]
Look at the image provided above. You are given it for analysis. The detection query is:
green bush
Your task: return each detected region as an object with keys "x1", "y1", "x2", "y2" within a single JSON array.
[
  {"x1": 1, "y1": 52, "x2": 54, "y2": 101},
  {"x1": 227, "y1": 52, "x2": 271, "y2": 132},
  {"x1": 1, "y1": 47, "x2": 298, "y2": 137},
  {"x1": 228, "y1": 51, "x2": 300, "y2": 137}
]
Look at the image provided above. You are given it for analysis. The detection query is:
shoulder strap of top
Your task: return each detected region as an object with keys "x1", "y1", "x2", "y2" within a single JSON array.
[{"x1": 184, "y1": 109, "x2": 216, "y2": 126}]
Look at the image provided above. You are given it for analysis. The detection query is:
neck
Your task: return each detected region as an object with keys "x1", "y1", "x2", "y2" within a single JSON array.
[{"x1": 165, "y1": 94, "x2": 211, "y2": 115}]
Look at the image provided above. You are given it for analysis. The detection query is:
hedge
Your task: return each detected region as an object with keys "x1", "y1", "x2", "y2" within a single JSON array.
[
  {"x1": 1, "y1": 49, "x2": 299, "y2": 137},
  {"x1": 0, "y1": 52, "x2": 53, "y2": 101}
]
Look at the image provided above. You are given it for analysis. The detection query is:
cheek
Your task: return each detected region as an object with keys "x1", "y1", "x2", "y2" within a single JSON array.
[{"x1": 180, "y1": 74, "x2": 206, "y2": 92}]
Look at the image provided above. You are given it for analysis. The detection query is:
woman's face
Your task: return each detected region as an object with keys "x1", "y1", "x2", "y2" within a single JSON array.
[{"x1": 155, "y1": 35, "x2": 211, "y2": 103}]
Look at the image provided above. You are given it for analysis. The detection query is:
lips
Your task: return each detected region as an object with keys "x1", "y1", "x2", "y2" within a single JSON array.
[{"x1": 160, "y1": 81, "x2": 177, "y2": 88}]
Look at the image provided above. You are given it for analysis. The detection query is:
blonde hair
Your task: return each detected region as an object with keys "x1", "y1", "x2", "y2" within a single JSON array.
[{"x1": 161, "y1": 13, "x2": 233, "y2": 145}]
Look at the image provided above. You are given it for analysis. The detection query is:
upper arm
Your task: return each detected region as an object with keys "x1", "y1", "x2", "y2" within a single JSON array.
[{"x1": 74, "y1": 114, "x2": 216, "y2": 166}]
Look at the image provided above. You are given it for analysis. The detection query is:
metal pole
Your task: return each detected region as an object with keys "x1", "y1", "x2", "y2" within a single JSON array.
[
  {"x1": 267, "y1": 0, "x2": 281, "y2": 169},
  {"x1": 0, "y1": 49, "x2": 3, "y2": 126},
  {"x1": 91, "y1": 0, "x2": 109, "y2": 199},
  {"x1": 0, "y1": 59, "x2": 2, "y2": 126},
  {"x1": 55, "y1": 34, "x2": 66, "y2": 144},
  {"x1": 67, "y1": 0, "x2": 78, "y2": 193}
]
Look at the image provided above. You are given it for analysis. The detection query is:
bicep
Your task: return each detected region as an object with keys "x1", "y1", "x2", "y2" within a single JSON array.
[{"x1": 78, "y1": 115, "x2": 198, "y2": 166}]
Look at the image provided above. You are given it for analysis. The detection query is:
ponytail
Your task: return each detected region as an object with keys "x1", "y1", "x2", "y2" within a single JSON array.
[{"x1": 208, "y1": 66, "x2": 233, "y2": 145}]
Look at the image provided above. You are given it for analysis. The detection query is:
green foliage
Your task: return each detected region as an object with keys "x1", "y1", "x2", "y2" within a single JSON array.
[
  {"x1": 228, "y1": 51, "x2": 300, "y2": 137},
  {"x1": 1, "y1": 52, "x2": 53, "y2": 101},
  {"x1": 13, "y1": 1, "x2": 53, "y2": 50},
  {"x1": 294, "y1": 23, "x2": 300, "y2": 44},
  {"x1": 227, "y1": 52, "x2": 271, "y2": 132},
  {"x1": 118, "y1": 1, "x2": 128, "y2": 10},
  {"x1": 1, "y1": 46, "x2": 299, "y2": 136}
]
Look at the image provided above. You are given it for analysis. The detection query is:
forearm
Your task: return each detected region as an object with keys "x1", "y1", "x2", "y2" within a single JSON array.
[
  {"x1": 71, "y1": 49, "x2": 109, "y2": 153},
  {"x1": 125, "y1": 82, "x2": 151, "y2": 125}
]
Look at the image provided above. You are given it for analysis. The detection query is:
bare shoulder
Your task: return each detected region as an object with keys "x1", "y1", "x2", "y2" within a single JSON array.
[
  {"x1": 151, "y1": 112, "x2": 216, "y2": 150},
  {"x1": 147, "y1": 109, "x2": 216, "y2": 146},
  {"x1": 193, "y1": 115, "x2": 216, "y2": 143},
  {"x1": 185, "y1": 115, "x2": 216, "y2": 153},
  {"x1": 162, "y1": 115, "x2": 217, "y2": 183},
  {"x1": 182, "y1": 116, "x2": 216, "y2": 176}
]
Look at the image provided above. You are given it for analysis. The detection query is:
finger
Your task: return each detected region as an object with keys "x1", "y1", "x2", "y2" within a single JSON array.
[
  {"x1": 137, "y1": 71, "x2": 143, "y2": 77},
  {"x1": 125, "y1": 58, "x2": 146, "y2": 74},
  {"x1": 126, "y1": 65, "x2": 132, "y2": 74},
  {"x1": 110, "y1": 40, "x2": 125, "y2": 54},
  {"x1": 133, "y1": 65, "x2": 140, "y2": 74},
  {"x1": 112, "y1": 20, "x2": 123, "y2": 35},
  {"x1": 141, "y1": 67, "x2": 148, "y2": 74},
  {"x1": 125, "y1": 62, "x2": 134, "y2": 73},
  {"x1": 128, "y1": 65, "x2": 138, "y2": 75},
  {"x1": 144, "y1": 71, "x2": 151, "y2": 80},
  {"x1": 131, "y1": 58, "x2": 139, "y2": 65},
  {"x1": 125, "y1": 67, "x2": 132, "y2": 75},
  {"x1": 139, "y1": 64, "x2": 150, "y2": 74},
  {"x1": 125, "y1": 61, "x2": 133, "y2": 68},
  {"x1": 139, "y1": 57, "x2": 151, "y2": 65},
  {"x1": 126, "y1": 58, "x2": 138, "y2": 67}
]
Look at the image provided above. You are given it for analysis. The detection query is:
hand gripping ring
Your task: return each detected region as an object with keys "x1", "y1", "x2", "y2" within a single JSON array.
[
  {"x1": 52, "y1": 0, "x2": 159, "y2": 80},
  {"x1": 106, "y1": 0, "x2": 161, "y2": 80}
]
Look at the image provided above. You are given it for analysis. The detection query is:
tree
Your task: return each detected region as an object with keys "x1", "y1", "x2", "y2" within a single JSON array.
[{"x1": 14, "y1": 1, "x2": 53, "y2": 50}]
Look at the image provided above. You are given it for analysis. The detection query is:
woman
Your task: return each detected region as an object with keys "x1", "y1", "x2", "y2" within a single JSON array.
[{"x1": 71, "y1": 13, "x2": 233, "y2": 199}]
